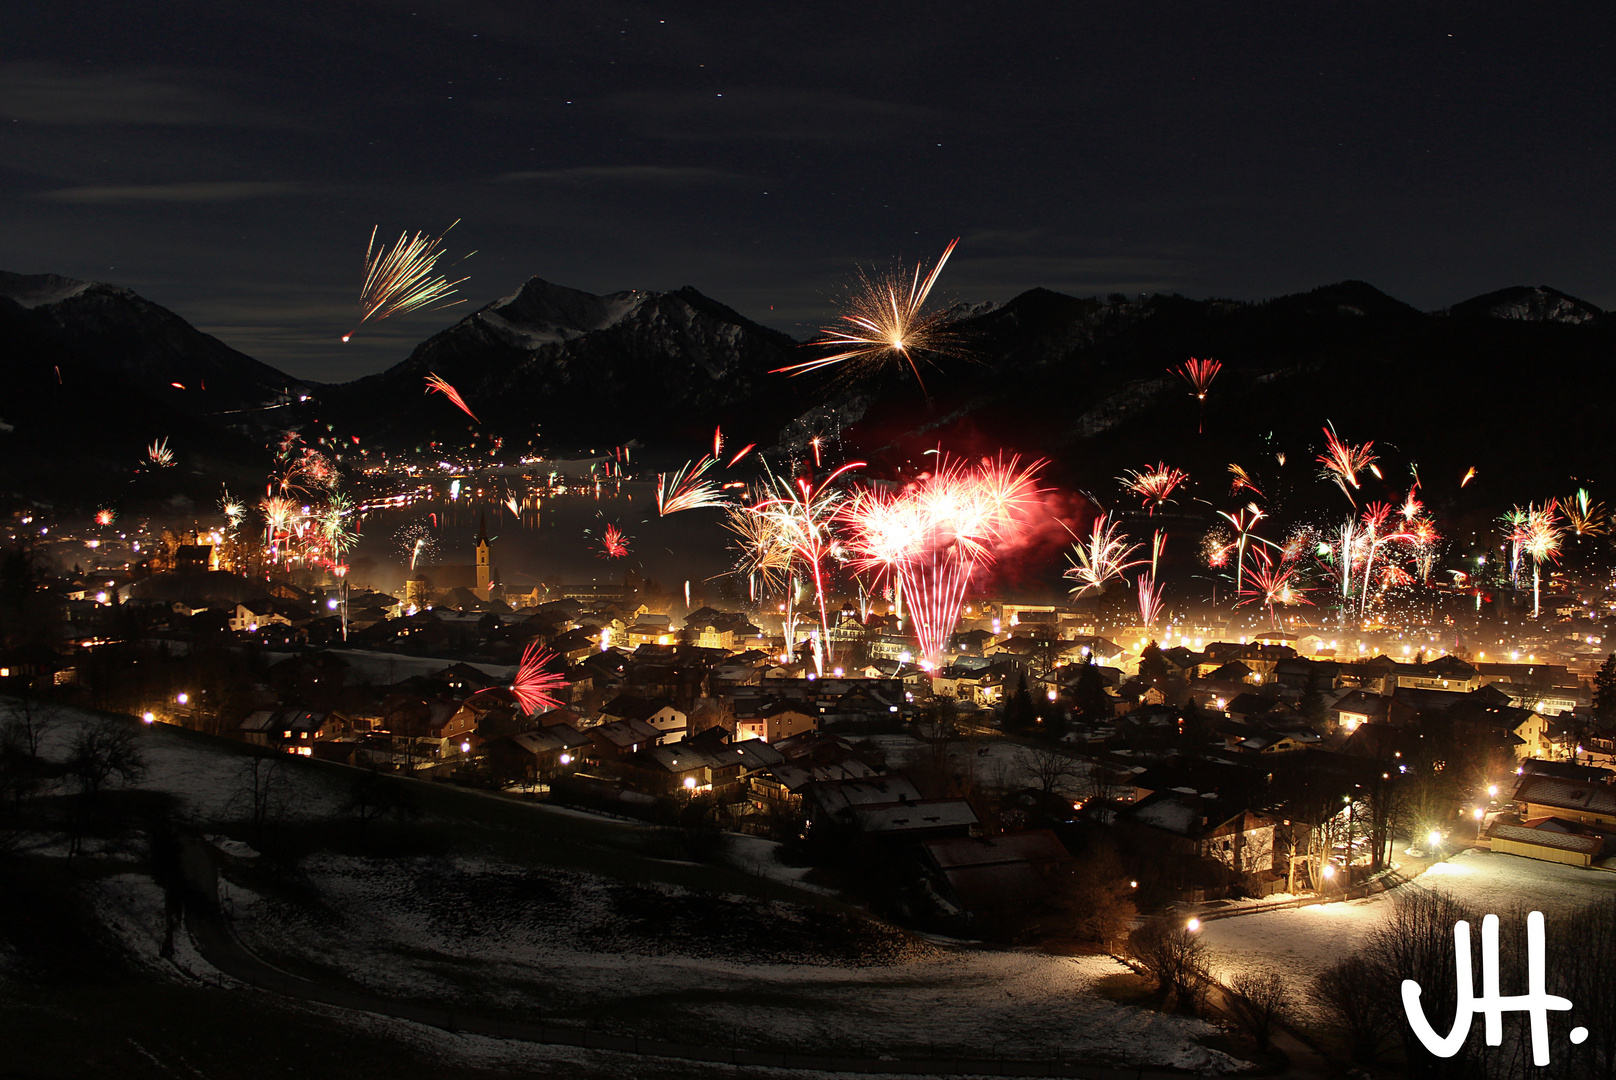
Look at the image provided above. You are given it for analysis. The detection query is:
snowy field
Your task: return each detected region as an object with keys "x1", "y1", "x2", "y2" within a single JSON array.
[
  {"x1": 1199, "y1": 848, "x2": 1616, "y2": 1022},
  {"x1": 864, "y1": 731, "x2": 1091, "y2": 797},
  {"x1": 229, "y1": 849, "x2": 1244, "y2": 1073},
  {"x1": 262, "y1": 649, "x2": 515, "y2": 687},
  {"x1": 27, "y1": 704, "x2": 351, "y2": 826},
  {"x1": 14, "y1": 704, "x2": 1245, "y2": 1074}
]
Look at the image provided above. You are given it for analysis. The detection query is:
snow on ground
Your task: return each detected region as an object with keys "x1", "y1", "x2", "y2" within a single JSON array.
[
  {"x1": 263, "y1": 649, "x2": 514, "y2": 687},
  {"x1": 230, "y1": 851, "x2": 1245, "y2": 1073},
  {"x1": 720, "y1": 833, "x2": 835, "y2": 895},
  {"x1": 1199, "y1": 848, "x2": 1616, "y2": 1023},
  {"x1": 87, "y1": 873, "x2": 242, "y2": 989},
  {"x1": 31, "y1": 704, "x2": 349, "y2": 824},
  {"x1": 865, "y1": 732, "x2": 1090, "y2": 796}
]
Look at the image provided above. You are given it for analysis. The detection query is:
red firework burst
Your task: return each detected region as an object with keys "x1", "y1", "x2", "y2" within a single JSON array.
[{"x1": 509, "y1": 642, "x2": 569, "y2": 715}]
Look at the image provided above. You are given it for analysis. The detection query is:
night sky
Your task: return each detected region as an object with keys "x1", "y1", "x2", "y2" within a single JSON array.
[{"x1": 4, "y1": 3, "x2": 1613, "y2": 382}]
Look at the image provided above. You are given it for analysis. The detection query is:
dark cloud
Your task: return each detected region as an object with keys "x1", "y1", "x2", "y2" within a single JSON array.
[
  {"x1": 0, "y1": 62, "x2": 276, "y2": 127},
  {"x1": 601, "y1": 87, "x2": 949, "y2": 142},
  {"x1": 496, "y1": 166, "x2": 748, "y2": 185},
  {"x1": 34, "y1": 181, "x2": 309, "y2": 204}
]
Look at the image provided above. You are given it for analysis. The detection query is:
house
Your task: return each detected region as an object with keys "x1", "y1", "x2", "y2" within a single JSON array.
[
  {"x1": 734, "y1": 700, "x2": 818, "y2": 743},
  {"x1": 1120, "y1": 789, "x2": 1277, "y2": 883},
  {"x1": 584, "y1": 717, "x2": 662, "y2": 760},
  {"x1": 1447, "y1": 698, "x2": 1551, "y2": 761},
  {"x1": 1512, "y1": 774, "x2": 1616, "y2": 829},
  {"x1": 921, "y1": 830, "x2": 1071, "y2": 920},
  {"x1": 1393, "y1": 656, "x2": 1481, "y2": 694},
  {"x1": 598, "y1": 694, "x2": 687, "y2": 744},
  {"x1": 1488, "y1": 822, "x2": 1604, "y2": 867},
  {"x1": 851, "y1": 798, "x2": 979, "y2": 841},
  {"x1": 239, "y1": 708, "x2": 332, "y2": 755},
  {"x1": 485, "y1": 724, "x2": 592, "y2": 780},
  {"x1": 1332, "y1": 689, "x2": 1389, "y2": 731}
]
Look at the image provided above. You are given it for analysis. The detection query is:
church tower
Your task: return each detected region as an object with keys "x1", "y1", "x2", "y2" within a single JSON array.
[{"x1": 475, "y1": 512, "x2": 493, "y2": 600}]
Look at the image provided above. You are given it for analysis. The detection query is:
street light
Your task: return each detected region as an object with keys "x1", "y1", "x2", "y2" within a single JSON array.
[
  {"x1": 176, "y1": 692, "x2": 189, "y2": 705},
  {"x1": 142, "y1": 711, "x2": 155, "y2": 724},
  {"x1": 1427, "y1": 829, "x2": 1443, "y2": 849},
  {"x1": 1186, "y1": 917, "x2": 1201, "y2": 932}
]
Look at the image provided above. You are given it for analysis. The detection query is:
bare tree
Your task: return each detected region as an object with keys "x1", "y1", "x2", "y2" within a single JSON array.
[
  {"x1": 1014, "y1": 743, "x2": 1086, "y2": 809},
  {"x1": 65, "y1": 718, "x2": 147, "y2": 798},
  {"x1": 5, "y1": 695, "x2": 60, "y2": 759},
  {"x1": 1226, "y1": 970, "x2": 1290, "y2": 1050},
  {"x1": 342, "y1": 763, "x2": 417, "y2": 848},
  {"x1": 64, "y1": 717, "x2": 148, "y2": 858},
  {"x1": 1314, "y1": 954, "x2": 1398, "y2": 1067},
  {"x1": 230, "y1": 752, "x2": 293, "y2": 845},
  {"x1": 1129, "y1": 919, "x2": 1210, "y2": 1014}
]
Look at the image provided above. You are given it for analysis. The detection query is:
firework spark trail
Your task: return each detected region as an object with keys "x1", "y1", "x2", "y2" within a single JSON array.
[
  {"x1": 1355, "y1": 502, "x2": 1417, "y2": 622},
  {"x1": 507, "y1": 641, "x2": 569, "y2": 715},
  {"x1": 754, "y1": 461, "x2": 865, "y2": 672},
  {"x1": 319, "y1": 490, "x2": 356, "y2": 564},
  {"x1": 425, "y1": 373, "x2": 479, "y2": 422},
  {"x1": 1520, "y1": 500, "x2": 1564, "y2": 619},
  {"x1": 147, "y1": 438, "x2": 175, "y2": 468},
  {"x1": 1461, "y1": 467, "x2": 1478, "y2": 488},
  {"x1": 343, "y1": 221, "x2": 470, "y2": 341},
  {"x1": 1137, "y1": 573, "x2": 1166, "y2": 628},
  {"x1": 773, "y1": 238, "x2": 961, "y2": 389},
  {"x1": 725, "y1": 503, "x2": 794, "y2": 597},
  {"x1": 260, "y1": 495, "x2": 298, "y2": 565},
  {"x1": 1174, "y1": 357, "x2": 1221, "y2": 432},
  {"x1": 1228, "y1": 463, "x2": 1263, "y2": 498},
  {"x1": 598, "y1": 523, "x2": 629, "y2": 560},
  {"x1": 1237, "y1": 548, "x2": 1313, "y2": 628},
  {"x1": 1215, "y1": 504, "x2": 1268, "y2": 598},
  {"x1": 726, "y1": 443, "x2": 757, "y2": 469},
  {"x1": 1501, "y1": 507, "x2": 1529, "y2": 590},
  {"x1": 656, "y1": 456, "x2": 728, "y2": 516},
  {"x1": 1317, "y1": 425, "x2": 1377, "y2": 504},
  {"x1": 1566, "y1": 488, "x2": 1607, "y2": 537},
  {"x1": 1119, "y1": 462, "x2": 1188, "y2": 514},
  {"x1": 1149, "y1": 528, "x2": 1167, "y2": 578},
  {"x1": 1062, "y1": 513, "x2": 1146, "y2": 598},
  {"x1": 845, "y1": 456, "x2": 1042, "y2": 667}
]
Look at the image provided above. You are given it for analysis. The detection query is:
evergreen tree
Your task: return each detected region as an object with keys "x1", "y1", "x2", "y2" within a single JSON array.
[
  {"x1": 1299, "y1": 688, "x2": 1328, "y2": 725},
  {"x1": 1004, "y1": 670, "x2": 1038, "y2": 730},
  {"x1": 1596, "y1": 653, "x2": 1616, "y2": 719},
  {"x1": 1139, "y1": 640, "x2": 1169, "y2": 684},
  {"x1": 1074, "y1": 655, "x2": 1112, "y2": 722}
]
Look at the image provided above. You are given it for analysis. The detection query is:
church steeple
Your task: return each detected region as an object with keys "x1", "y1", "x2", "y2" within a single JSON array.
[{"x1": 475, "y1": 512, "x2": 493, "y2": 600}]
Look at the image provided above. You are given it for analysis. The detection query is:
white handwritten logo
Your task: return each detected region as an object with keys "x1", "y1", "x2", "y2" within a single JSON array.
[{"x1": 1401, "y1": 910, "x2": 1587, "y2": 1067}]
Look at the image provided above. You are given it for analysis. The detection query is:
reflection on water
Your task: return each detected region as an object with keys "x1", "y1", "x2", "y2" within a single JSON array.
[{"x1": 351, "y1": 483, "x2": 744, "y2": 607}]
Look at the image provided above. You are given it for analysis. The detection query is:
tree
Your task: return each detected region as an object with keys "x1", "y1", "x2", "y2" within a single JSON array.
[
  {"x1": 1313, "y1": 954, "x2": 1397, "y2": 1066},
  {"x1": 343, "y1": 764, "x2": 417, "y2": 848},
  {"x1": 1298, "y1": 688, "x2": 1328, "y2": 726},
  {"x1": 64, "y1": 718, "x2": 148, "y2": 858},
  {"x1": 1225, "y1": 970, "x2": 1290, "y2": 1051},
  {"x1": 65, "y1": 718, "x2": 147, "y2": 798},
  {"x1": 1003, "y1": 671, "x2": 1037, "y2": 731},
  {"x1": 1072, "y1": 655, "x2": 1113, "y2": 723},
  {"x1": 230, "y1": 752, "x2": 293, "y2": 846},
  {"x1": 1138, "y1": 640, "x2": 1170, "y2": 684},
  {"x1": 1595, "y1": 653, "x2": 1616, "y2": 720},
  {"x1": 1047, "y1": 841, "x2": 1136, "y2": 948},
  {"x1": 1014, "y1": 743, "x2": 1085, "y2": 811},
  {"x1": 4, "y1": 695, "x2": 59, "y2": 759},
  {"x1": 1128, "y1": 919, "x2": 1209, "y2": 1014}
]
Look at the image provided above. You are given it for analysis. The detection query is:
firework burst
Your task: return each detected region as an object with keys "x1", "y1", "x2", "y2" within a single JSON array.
[
  {"x1": 425, "y1": 373, "x2": 479, "y2": 422},
  {"x1": 1228, "y1": 463, "x2": 1263, "y2": 498},
  {"x1": 753, "y1": 461, "x2": 865, "y2": 671},
  {"x1": 1174, "y1": 357, "x2": 1221, "y2": 432},
  {"x1": 1566, "y1": 488, "x2": 1607, "y2": 537},
  {"x1": 773, "y1": 238, "x2": 961, "y2": 389},
  {"x1": 1237, "y1": 549, "x2": 1313, "y2": 627},
  {"x1": 1063, "y1": 514, "x2": 1146, "y2": 598},
  {"x1": 146, "y1": 437, "x2": 175, "y2": 468},
  {"x1": 725, "y1": 503, "x2": 795, "y2": 597},
  {"x1": 845, "y1": 455, "x2": 1041, "y2": 666},
  {"x1": 1520, "y1": 500, "x2": 1564, "y2": 619},
  {"x1": 598, "y1": 523, "x2": 630, "y2": 560},
  {"x1": 95, "y1": 508, "x2": 117, "y2": 527},
  {"x1": 342, "y1": 221, "x2": 471, "y2": 342},
  {"x1": 1317, "y1": 425, "x2": 1377, "y2": 504},
  {"x1": 1119, "y1": 462, "x2": 1188, "y2": 514},
  {"x1": 1137, "y1": 573, "x2": 1166, "y2": 628},
  {"x1": 656, "y1": 456, "x2": 728, "y2": 516},
  {"x1": 508, "y1": 641, "x2": 569, "y2": 715}
]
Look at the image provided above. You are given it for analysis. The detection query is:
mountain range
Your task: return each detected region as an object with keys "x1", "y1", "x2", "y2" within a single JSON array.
[{"x1": 2, "y1": 268, "x2": 1612, "y2": 517}]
